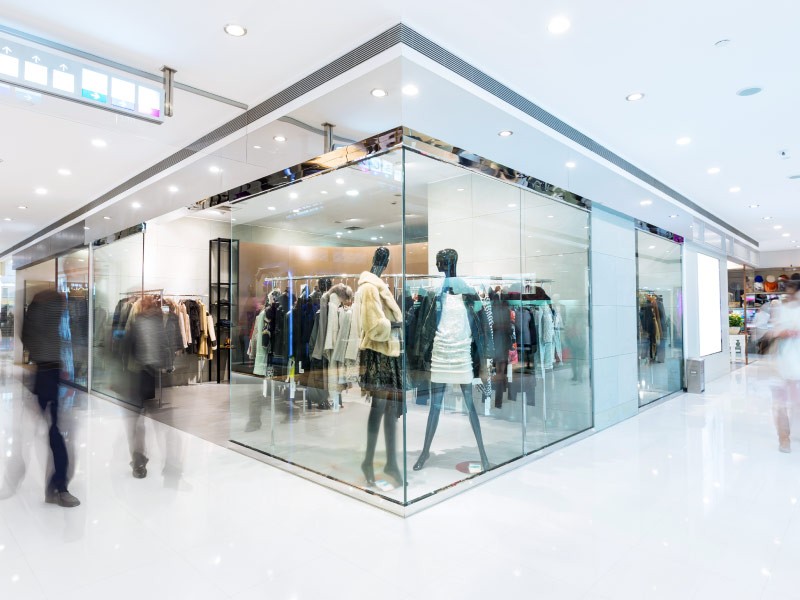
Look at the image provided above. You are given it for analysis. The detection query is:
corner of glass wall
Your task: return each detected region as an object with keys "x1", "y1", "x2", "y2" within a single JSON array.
[{"x1": 635, "y1": 230, "x2": 684, "y2": 405}]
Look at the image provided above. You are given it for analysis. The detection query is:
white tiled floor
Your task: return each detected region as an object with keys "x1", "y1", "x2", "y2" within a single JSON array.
[{"x1": 2, "y1": 358, "x2": 800, "y2": 599}]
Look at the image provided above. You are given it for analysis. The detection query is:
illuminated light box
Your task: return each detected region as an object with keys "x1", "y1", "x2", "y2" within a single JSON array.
[
  {"x1": 111, "y1": 77, "x2": 135, "y2": 111},
  {"x1": 0, "y1": 54, "x2": 19, "y2": 78},
  {"x1": 137, "y1": 85, "x2": 161, "y2": 117},
  {"x1": 52, "y1": 70, "x2": 75, "y2": 93},
  {"x1": 81, "y1": 68, "x2": 108, "y2": 102},
  {"x1": 23, "y1": 61, "x2": 47, "y2": 86}
]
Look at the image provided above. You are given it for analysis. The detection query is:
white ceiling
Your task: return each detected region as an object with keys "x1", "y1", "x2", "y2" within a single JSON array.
[{"x1": 1, "y1": 0, "x2": 798, "y2": 257}]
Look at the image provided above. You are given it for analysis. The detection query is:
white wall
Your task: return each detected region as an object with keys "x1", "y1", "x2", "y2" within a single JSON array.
[
  {"x1": 682, "y1": 245, "x2": 730, "y2": 384},
  {"x1": 589, "y1": 206, "x2": 639, "y2": 430},
  {"x1": 759, "y1": 250, "x2": 800, "y2": 269}
]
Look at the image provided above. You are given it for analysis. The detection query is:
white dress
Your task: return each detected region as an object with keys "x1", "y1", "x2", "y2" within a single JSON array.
[{"x1": 431, "y1": 294, "x2": 473, "y2": 384}]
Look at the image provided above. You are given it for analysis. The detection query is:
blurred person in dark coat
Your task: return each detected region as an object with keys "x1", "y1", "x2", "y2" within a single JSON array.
[{"x1": 16, "y1": 290, "x2": 80, "y2": 507}]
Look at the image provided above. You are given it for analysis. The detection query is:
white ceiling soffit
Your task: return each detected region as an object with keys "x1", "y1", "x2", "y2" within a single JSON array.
[{"x1": 3, "y1": 2, "x2": 797, "y2": 256}]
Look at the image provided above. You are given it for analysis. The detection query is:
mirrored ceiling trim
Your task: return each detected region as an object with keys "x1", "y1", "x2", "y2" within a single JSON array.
[
  {"x1": 635, "y1": 219, "x2": 684, "y2": 244},
  {"x1": 92, "y1": 223, "x2": 146, "y2": 248}
]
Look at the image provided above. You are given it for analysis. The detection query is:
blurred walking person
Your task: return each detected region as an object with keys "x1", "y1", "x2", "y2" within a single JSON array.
[
  {"x1": 19, "y1": 290, "x2": 80, "y2": 507},
  {"x1": 769, "y1": 282, "x2": 800, "y2": 453}
]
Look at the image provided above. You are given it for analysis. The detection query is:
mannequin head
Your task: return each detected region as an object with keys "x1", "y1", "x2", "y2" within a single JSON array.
[
  {"x1": 435, "y1": 248, "x2": 459, "y2": 278},
  {"x1": 370, "y1": 246, "x2": 390, "y2": 276},
  {"x1": 318, "y1": 277, "x2": 333, "y2": 293}
]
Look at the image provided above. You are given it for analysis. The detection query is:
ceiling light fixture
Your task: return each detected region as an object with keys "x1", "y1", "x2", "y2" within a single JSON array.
[
  {"x1": 346, "y1": 190, "x2": 359, "y2": 197},
  {"x1": 763, "y1": 216, "x2": 773, "y2": 221},
  {"x1": 676, "y1": 137, "x2": 692, "y2": 145},
  {"x1": 774, "y1": 225, "x2": 783, "y2": 230},
  {"x1": 34, "y1": 187, "x2": 47, "y2": 195},
  {"x1": 707, "y1": 167, "x2": 721, "y2": 175},
  {"x1": 547, "y1": 16, "x2": 571, "y2": 34},
  {"x1": 168, "y1": 185, "x2": 179, "y2": 193},
  {"x1": 748, "y1": 204, "x2": 760, "y2": 208},
  {"x1": 379, "y1": 224, "x2": 385, "y2": 228},
  {"x1": 547, "y1": 215, "x2": 554, "y2": 219},
  {"x1": 3, "y1": 218, "x2": 11, "y2": 222},
  {"x1": 91, "y1": 139, "x2": 107, "y2": 148},
  {"x1": 320, "y1": 190, "x2": 328, "y2": 195},
  {"x1": 640, "y1": 200, "x2": 653, "y2": 206},
  {"x1": 729, "y1": 186, "x2": 741, "y2": 193},
  {"x1": 456, "y1": 187, "x2": 465, "y2": 192},
  {"x1": 370, "y1": 236, "x2": 378, "y2": 241},
  {"x1": 17, "y1": 205, "x2": 26, "y2": 210},
  {"x1": 57, "y1": 168, "x2": 71, "y2": 176},
  {"x1": 273, "y1": 135, "x2": 286, "y2": 142},
  {"x1": 209, "y1": 166, "x2": 221, "y2": 174},
  {"x1": 783, "y1": 233, "x2": 790, "y2": 237},
  {"x1": 267, "y1": 206, "x2": 276, "y2": 211},
  {"x1": 648, "y1": 245, "x2": 656, "y2": 250},
  {"x1": 83, "y1": 226, "x2": 90, "y2": 230},
  {"x1": 565, "y1": 161, "x2": 576, "y2": 169},
  {"x1": 626, "y1": 92, "x2": 645, "y2": 102},
  {"x1": 103, "y1": 216, "x2": 111, "y2": 220},
  {"x1": 401, "y1": 84, "x2": 419, "y2": 96},
  {"x1": 498, "y1": 130, "x2": 513, "y2": 137},
  {"x1": 131, "y1": 201, "x2": 141, "y2": 209},
  {"x1": 223, "y1": 24, "x2": 247, "y2": 37},
  {"x1": 371, "y1": 88, "x2": 388, "y2": 98},
  {"x1": 289, "y1": 192, "x2": 298, "y2": 199},
  {"x1": 669, "y1": 214, "x2": 679, "y2": 218},
  {"x1": 508, "y1": 203, "x2": 517, "y2": 208},
  {"x1": 737, "y1": 87, "x2": 762, "y2": 97},
  {"x1": 335, "y1": 178, "x2": 344, "y2": 185},
  {"x1": 252, "y1": 145, "x2": 262, "y2": 150}
]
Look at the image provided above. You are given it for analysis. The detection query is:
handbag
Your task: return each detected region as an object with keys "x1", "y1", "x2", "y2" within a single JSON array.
[{"x1": 508, "y1": 343, "x2": 519, "y2": 365}]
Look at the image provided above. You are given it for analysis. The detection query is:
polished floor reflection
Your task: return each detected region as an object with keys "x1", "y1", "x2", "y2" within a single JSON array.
[{"x1": 1, "y1": 359, "x2": 800, "y2": 599}]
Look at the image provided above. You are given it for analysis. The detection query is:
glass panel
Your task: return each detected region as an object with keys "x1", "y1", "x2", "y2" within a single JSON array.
[
  {"x1": 57, "y1": 248, "x2": 89, "y2": 388},
  {"x1": 230, "y1": 148, "x2": 405, "y2": 503},
  {"x1": 91, "y1": 233, "x2": 144, "y2": 407},
  {"x1": 636, "y1": 231, "x2": 684, "y2": 405},
  {"x1": 743, "y1": 265, "x2": 762, "y2": 362},
  {"x1": 727, "y1": 263, "x2": 747, "y2": 365},
  {"x1": 0, "y1": 258, "x2": 16, "y2": 369},
  {"x1": 19, "y1": 259, "x2": 56, "y2": 364},
  {"x1": 521, "y1": 187, "x2": 592, "y2": 453}
]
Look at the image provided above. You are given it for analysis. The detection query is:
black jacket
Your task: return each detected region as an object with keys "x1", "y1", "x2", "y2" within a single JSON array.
[{"x1": 409, "y1": 284, "x2": 494, "y2": 380}]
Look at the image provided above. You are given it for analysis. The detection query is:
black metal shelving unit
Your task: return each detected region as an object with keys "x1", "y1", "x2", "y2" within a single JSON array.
[{"x1": 209, "y1": 238, "x2": 237, "y2": 383}]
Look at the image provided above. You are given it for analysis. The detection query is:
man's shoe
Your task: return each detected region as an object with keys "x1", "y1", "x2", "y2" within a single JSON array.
[{"x1": 45, "y1": 490, "x2": 80, "y2": 508}]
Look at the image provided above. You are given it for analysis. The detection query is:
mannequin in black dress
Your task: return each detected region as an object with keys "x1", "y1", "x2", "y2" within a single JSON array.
[
  {"x1": 413, "y1": 249, "x2": 490, "y2": 471},
  {"x1": 360, "y1": 248, "x2": 403, "y2": 485}
]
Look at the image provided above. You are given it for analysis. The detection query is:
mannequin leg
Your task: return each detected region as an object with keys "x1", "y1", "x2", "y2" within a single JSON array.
[
  {"x1": 362, "y1": 394, "x2": 387, "y2": 483},
  {"x1": 383, "y1": 396, "x2": 402, "y2": 484},
  {"x1": 461, "y1": 384, "x2": 491, "y2": 471},
  {"x1": 413, "y1": 382, "x2": 445, "y2": 470}
]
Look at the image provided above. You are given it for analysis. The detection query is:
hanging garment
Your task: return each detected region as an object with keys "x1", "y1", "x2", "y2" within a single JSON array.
[
  {"x1": 249, "y1": 310, "x2": 269, "y2": 376},
  {"x1": 552, "y1": 306, "x2": 563, "y2": 362}
]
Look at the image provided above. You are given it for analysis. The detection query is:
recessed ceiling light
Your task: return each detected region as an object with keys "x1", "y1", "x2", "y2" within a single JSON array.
[
  {"x1": 669, "y1": 214, "x2": 679, "y2": 218},
  {"x1": 748, "y1": 204, "x2": 760, "y2": 208},
  {"x1": 782, "y1": 233, "x2": 790, "y2": 237},
  {"x1": 729, "y1": 186, "x2": 741, "y2": 193},
  {"x1": 346, "y1": 190, "x2": 359, "y2": 197},
  {"x1": 370, "y1": 236, "x2": 378, "y2": 241},
  {"x1": 508, "y1": 203, "x2": 517, "y2": 208},
  {"x1": 91, "y1": 139, "x2": 107, "y2": 148},
  {"x1": 3, "y1": 217, "x2": 11, "y2": 222},
  {"x1": 737, "y1": 87, "x2": 762, "y2": 97},
  {"x1": 252, "y1": 145, "x2": 261, "y2": 149},
  {"x1": 231, "y1": 218, "x2": 237, "y2": 222},
  {"x1": 267, "y1": 206, "x2": 276, "y2": 211},
  {"x1": 168, "y1": 185, "x2": 179, "y2": 193},
  {"x1": 640, "y1": 200, "x2": 653, "y2": 206},
  {"x1": 320, "y1": 190, "x2": 328, "y2": 195},
  {"x1": 402, "y1": 84, "x2": 419, "y2": 96},
  {"x1": 626, "y1": 92, "x2": 645, "y2": 102},
  {"x1": 57, "y1": 168, "x2": 71, "y2": 176},
  {"x1": 676, "y1": 137, "x2": 691, "y2": 145},
  {"x1": 34, "y1": 187, "x2": 47, "y2": 195},
  {"x1": 17, "y1": 205, "x2": 26, "y2": 210},
  {"x1": 103, "y1": 216, "x2": 111, "y2": 220},
  {"x1": 565, "y1": 161, "x2": 576, "y2": 169},
  {"x1": 707, "y1": 167, "x2": 721, "y2": 175},
  {"x1": 648, "y1": 245, "x2": 656, "y2": 250},
  {"x1": 289, "y1": 192, "x2": 298, "y2": 199},
  {"x1": 209, "y1": 166, "x2": 221, "y2": 174},
  {"x1": 131, "y1": 201, "x2": 142, "y2": 209},
  {"x1": 498, "y1": 130, "x2": 513, "y2": 137},
  {"x1": 370, "y1": 88, "x2": 387, "y2": 98},
  {"x1": 273, "y1": 135, "x2": 286, "y2": 142},
  {"x1": 774, "y1": 225, "x2": 783, "y2": 230},
  {"x1": 335, "y1": 231, "x2": 343, "y2": 235},
  {"x1": 335, "y1": 178, "x2": 344, "y2": 185},
  {"x1": 547, "y1": 215, "x2": 554, "y2": 219},
  {"x1": 83, "y1": 226, "x2": 90, "y2": 230},
  {"x1": 223, "y1": 24, "x2": 247, "y2": 37},
  {"x1": 763, "y1": 216, "x2": 773, "y2": 220},
  {"x1": 547, "y1": 16, "x2": 571, "y2": 34},
  {"x1": 456, "y1": 187, "x2": 465, "y2": 192},
  {"x1": 292, "y1": 209, "x2": 299, "y2": 213}
]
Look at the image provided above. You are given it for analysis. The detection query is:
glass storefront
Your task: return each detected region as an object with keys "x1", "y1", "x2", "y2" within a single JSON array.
[
  {"x1": 228, "y1": 128, "x2": 593, "y2": 507},
  {"x1": 635, "y1": 230, "x2": 684, "y2": 405},
  {"x1": 57, "y1": 248, "x2": 89, "y2": 388}
]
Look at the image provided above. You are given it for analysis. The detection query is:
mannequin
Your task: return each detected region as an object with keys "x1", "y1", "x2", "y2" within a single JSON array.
[
  {"x1": 412, "y1": 248, "x2": 491, "y2": 472},
  {"x1": 358, "y1": 247, "x2": 404, "y2": 485}
]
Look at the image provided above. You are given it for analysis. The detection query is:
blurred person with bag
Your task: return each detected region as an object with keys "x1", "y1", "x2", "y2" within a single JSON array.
[{"x1": 768, "y1": 281, "x2": 800, "y2": 453}]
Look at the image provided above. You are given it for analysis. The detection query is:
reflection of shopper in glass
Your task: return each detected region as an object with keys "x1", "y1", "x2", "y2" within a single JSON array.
[
  {"x1": 768, "y1": 282, "x2": 800, "y2": 453},
  {"x1": 358, "y1": 247, "x2": 404, "y2": 486},
  {"x1": 19, "y1": 290, "x2": 80, "y2": 507}
]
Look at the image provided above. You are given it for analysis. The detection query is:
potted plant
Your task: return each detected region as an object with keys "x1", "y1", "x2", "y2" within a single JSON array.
[{"x1": 729, "y1": 313, "x2": 744, "y2": 334}]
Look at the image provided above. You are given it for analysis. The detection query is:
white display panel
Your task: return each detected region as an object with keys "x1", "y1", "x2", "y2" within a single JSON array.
[{"x1": 697, "y1": 253, "x2": 722, "y2": 356}]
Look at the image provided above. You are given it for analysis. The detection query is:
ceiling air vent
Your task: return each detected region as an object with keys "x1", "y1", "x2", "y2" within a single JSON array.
[{"x1": 344, "y1": 226, "x2": 363, "y2": 231}]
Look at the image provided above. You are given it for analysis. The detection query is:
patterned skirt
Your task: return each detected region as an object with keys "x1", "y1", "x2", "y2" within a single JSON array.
[{"x1": 360, "y1": 349, "x2": 403, "y2": 394}]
